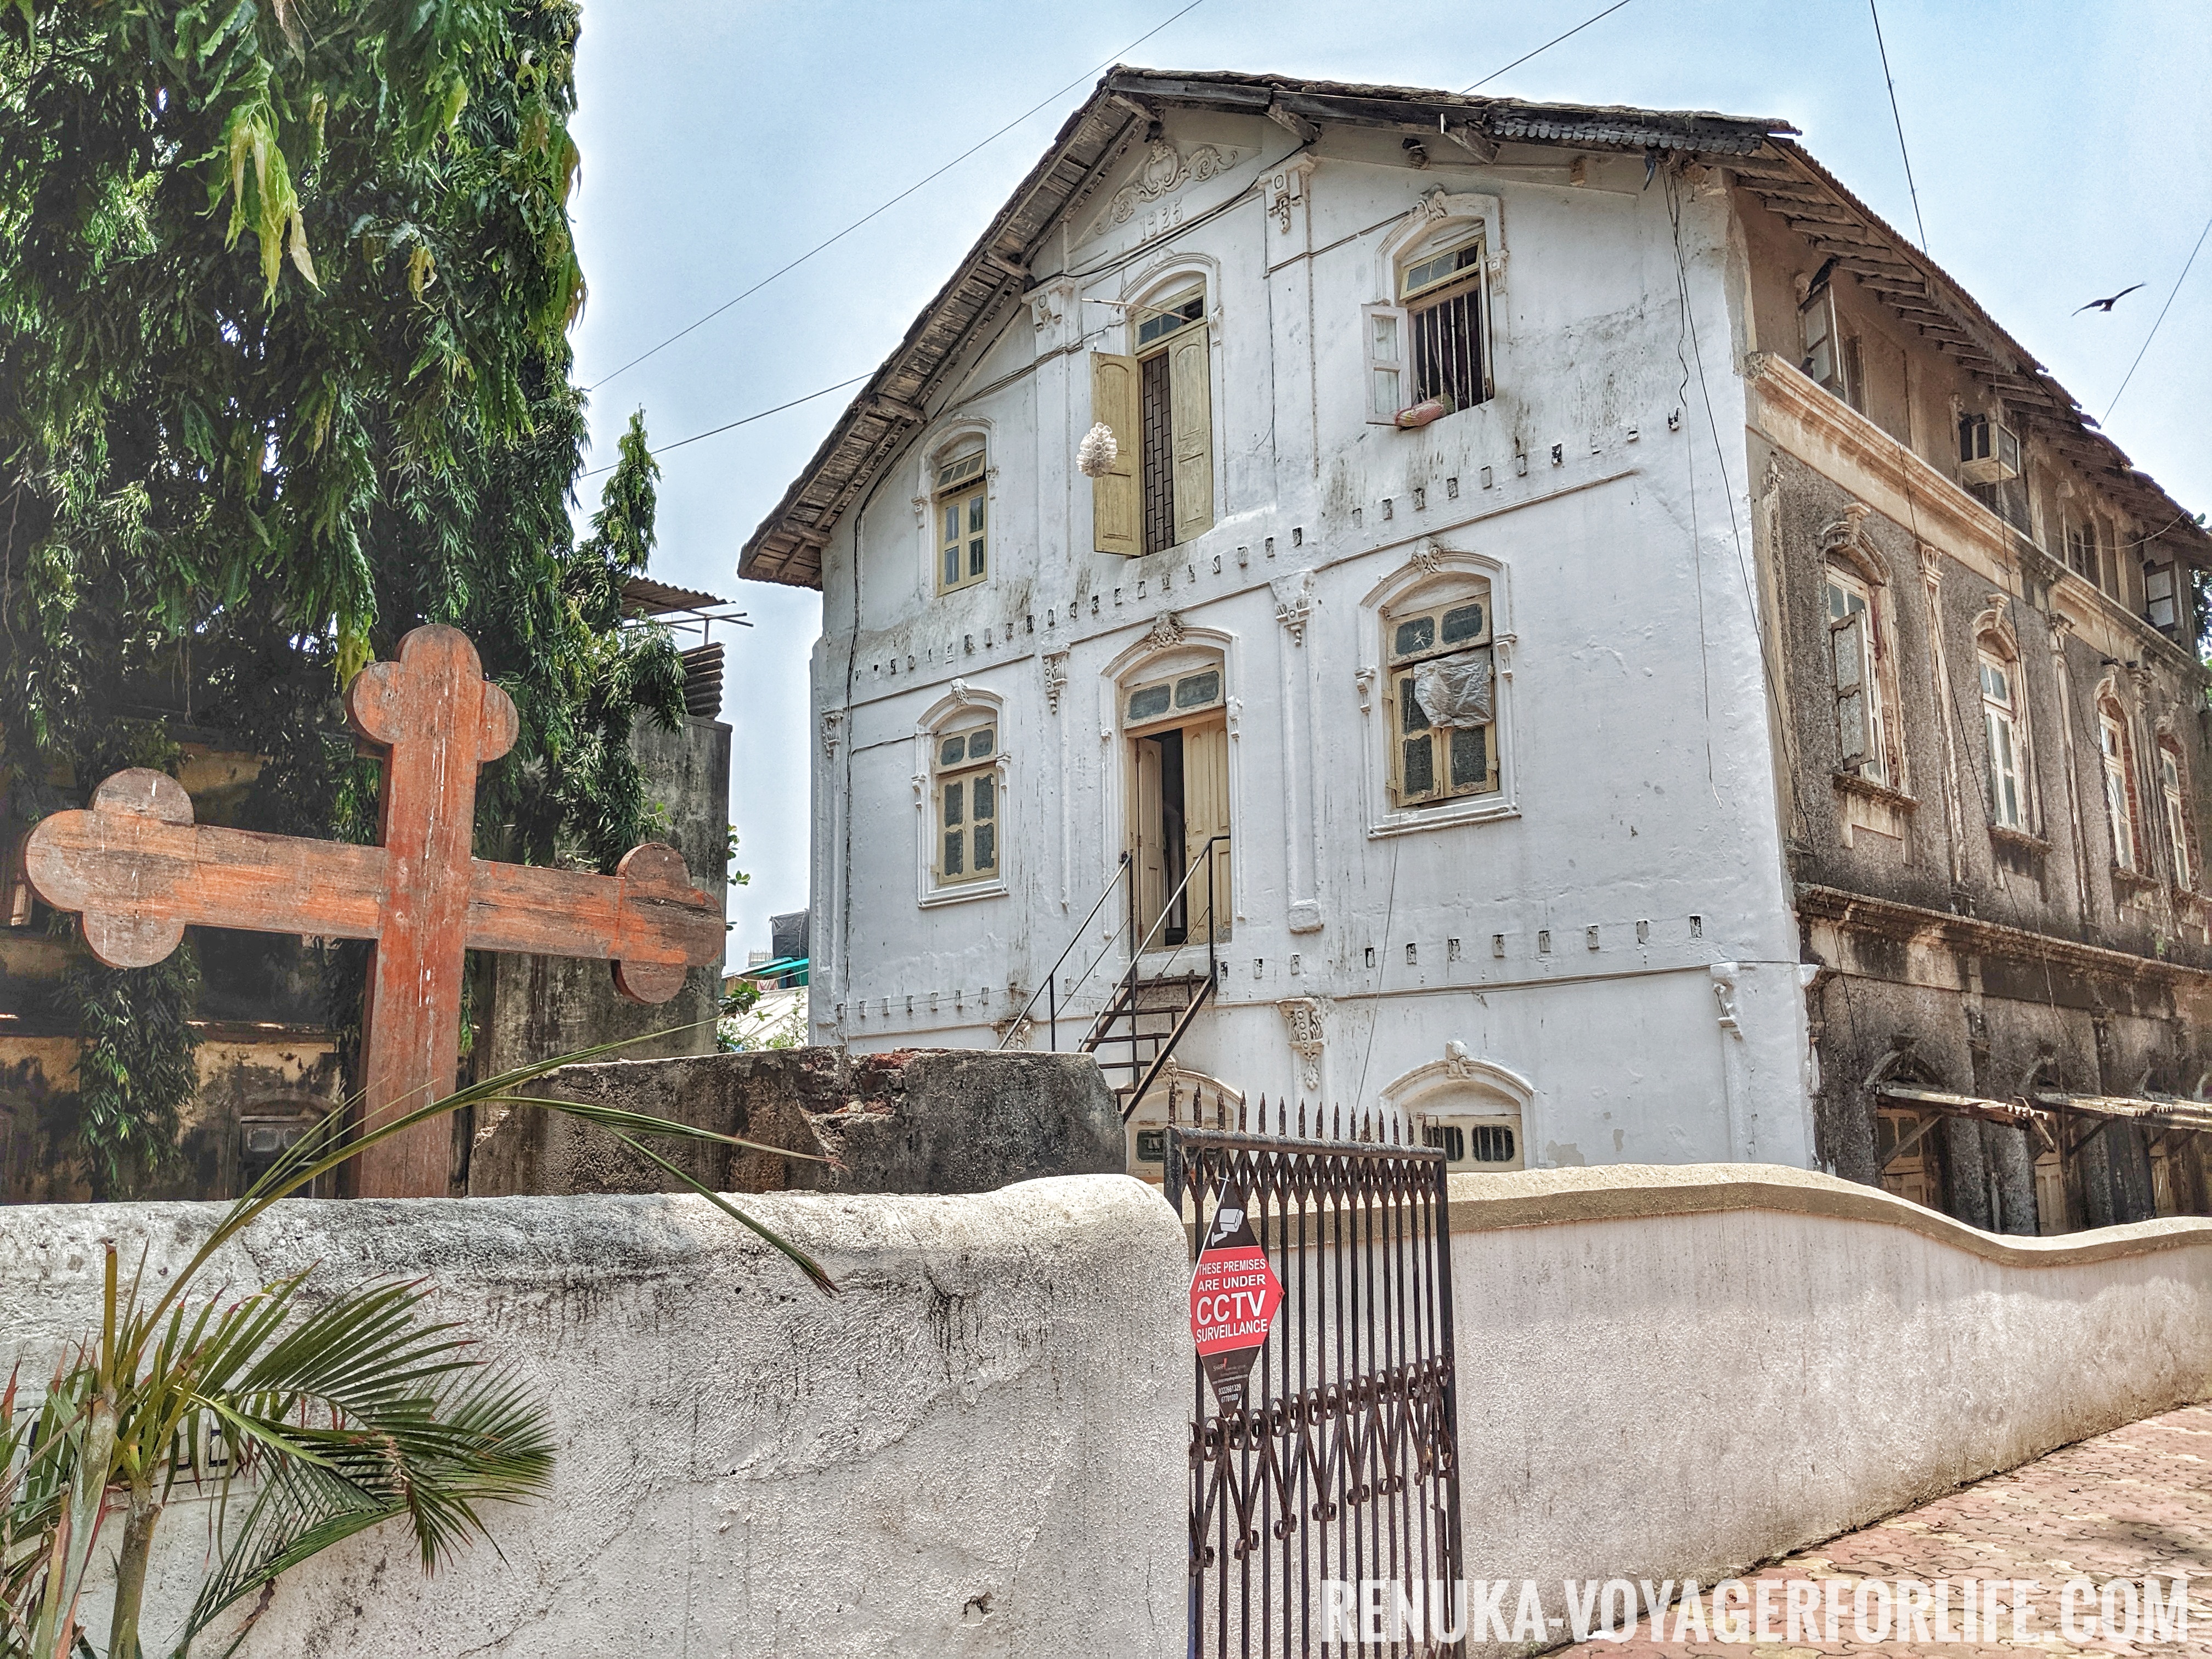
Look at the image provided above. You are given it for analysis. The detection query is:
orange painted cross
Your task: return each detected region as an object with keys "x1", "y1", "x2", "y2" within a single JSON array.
[{"x1": 22, "y1": 625, "x2": 725, "y2": 1198}]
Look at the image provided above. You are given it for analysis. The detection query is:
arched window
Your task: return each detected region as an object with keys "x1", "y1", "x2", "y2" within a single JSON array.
[
  {"x1": 1385, "y1": 1047, "x2": 1530, "y2": 1173},
  {"x1": 1824, "y1": 560, "x2": 1902, "y2": 789},
  {"x1": 1090, "y1": 279, "x2": 1212, "y2": 556},
  {"x1": 932, "y1": 436, "x2": 988, "y2": 595},
  {"x1": 1974, "y1": 626, "x2": 2028, "y2": 832},
  {"x1": 2099, "y1": 696, "x2": 2140, "y2": 872},
  {"x1": 933, "y1": 715, "x2": 999, "y2": 887},
  {"x1": 1365, "y1": 219, "x2": 1492, "y2": 422},
  {"x1": 1385, "y1": 575, "x2": 1498, "y2": 807},
  {"x1": 2159, "y1": 736, "x2": 2196, "y2": 891}
]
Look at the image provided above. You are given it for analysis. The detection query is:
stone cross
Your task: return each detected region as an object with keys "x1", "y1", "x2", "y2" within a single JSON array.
[{"x1": 22, "y1": 625, "x2": 724, "y2": 1198}]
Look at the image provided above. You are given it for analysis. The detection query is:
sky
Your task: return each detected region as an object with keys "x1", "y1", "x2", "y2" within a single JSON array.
[{"x1": 564, "y1": 0, "x2": 2212, "y2": 963}]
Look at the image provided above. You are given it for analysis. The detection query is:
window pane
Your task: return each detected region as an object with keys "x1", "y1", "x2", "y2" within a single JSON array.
[
  {"x1": 1174, "y1": 670, "x2": 1220, "y2": 709},
  {"x1": 944, "y1": 831, "x2": 964, "y2": 876},
  {"x1": 1369, "y1": 313, "x2": 1398, "y2": 363},
  {"x1": 1393, "y1": 616, "x2": 1435, "y2": 658},
  {"x1": 1402, "y1": 734, "x2": 1434, "y2": 796},
  {"x1": 1398, "y1": 675, "x2": 1430, "y2": 733},
  {"x1": 943, "y1": 503, "x2": 960, "y2": 541},
  {"x1": 974, "y1": 822, "x2": 996, "y2": 872},
  {"x1": 1441, "y1": 602, "x2": 1486, "y2": 645},
  {"x1": 1128, "y1": 684, "x2": 1171, "y2": 723},
  {"x1": 1450, "y1": 724, "x2": 1488, "y2": 789},
  {"x1": 969, "y1": 538, "x2": 985, "y2": 577},
  {"x1": 940, "y1": 736, "x2": 966, "y2": 768},
  {"x1": 967, "y1": 727, "x2": 994, "y2": 760},
  {"x1": 972, "y1": 776, "x2": 994, "y2": 821},
  {"x1": 943, "y1": 783, "x2": 963, "y2": 827},
  {"x1": 968, "y1": 494, "x2": 984, "y2": 533},
  {"x1": 944, "y1": 546, "x2": 960, "y2": 588}
]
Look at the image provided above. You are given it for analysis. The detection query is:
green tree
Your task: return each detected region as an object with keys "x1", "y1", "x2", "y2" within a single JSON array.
[{"x1": 0, "y1": 0, "x2": 685, "y2": 1190}]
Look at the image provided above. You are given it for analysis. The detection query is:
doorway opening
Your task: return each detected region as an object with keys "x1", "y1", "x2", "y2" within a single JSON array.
[{"x1": 1124, "y1": 658, "x2": 1230, "y2": 950}]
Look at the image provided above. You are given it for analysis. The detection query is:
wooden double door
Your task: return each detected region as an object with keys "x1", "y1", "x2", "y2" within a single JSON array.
[{"x1": 1131, "y1": 716, "x2": 1230, "y2": 947}]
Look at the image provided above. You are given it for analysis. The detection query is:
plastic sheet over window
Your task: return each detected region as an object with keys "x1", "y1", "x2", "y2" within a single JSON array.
[{"x1": 1412, "y1": 648, "x2": 1493, "y2": 730}]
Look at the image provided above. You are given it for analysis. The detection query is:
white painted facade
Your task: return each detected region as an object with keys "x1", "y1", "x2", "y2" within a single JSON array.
[{"x1": 800, "y1": 102, "x2": 1818, "y2": 1177}]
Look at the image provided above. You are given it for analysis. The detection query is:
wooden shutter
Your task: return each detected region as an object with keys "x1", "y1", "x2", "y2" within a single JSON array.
[
  {"x1": 1363, "y1": 304, "x2": 1407, "y2": 422},
  {"x1": 1091, "y1": 352, "x2": 1139, "y2": 556},
  {"x1": 1169, "y1": 325, "x2": 1214, "y2": 545},
  {"x1": 1831, "y1": 611, "x2": 1869, "y2": 768}
]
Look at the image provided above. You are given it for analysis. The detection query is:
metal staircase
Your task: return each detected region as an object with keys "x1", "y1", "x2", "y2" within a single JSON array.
[{"x1": 1000, "y1": 836, "x2": 1228, "y2": 1118}]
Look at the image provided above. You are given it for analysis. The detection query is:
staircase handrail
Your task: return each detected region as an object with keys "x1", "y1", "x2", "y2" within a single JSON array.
[
  {"x1": 997, "y1": 851, "x2": 1131, "y2": 1051},
  {"x1": 1082, "y1": 833, "x2": 1231, "y2": 1051}
]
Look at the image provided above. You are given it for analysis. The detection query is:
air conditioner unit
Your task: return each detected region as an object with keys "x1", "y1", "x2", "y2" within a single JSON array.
[{"x1": 1957, "y1": 414, "x2": 2022, "y2": 484}]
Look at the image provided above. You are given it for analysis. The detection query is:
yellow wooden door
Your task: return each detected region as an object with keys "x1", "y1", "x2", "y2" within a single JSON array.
[
  {"x1": 1133, "y1": 734, "x2": 1165, "y2": 939},
  {"x1": 1183, "y1": 719, "x2": 1231, "y2": 941}
]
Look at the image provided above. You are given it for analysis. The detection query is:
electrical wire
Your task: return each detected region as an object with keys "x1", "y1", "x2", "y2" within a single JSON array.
[
  {"x1": 2105, "y1": 204, "x2": 2212, "y2": 421},
  {"x1": 577, "y1": 375, "x2": 871, "y2": 477},
  {"x1": 1866, "y1": 0, "x2": 1929, "y2": 254},
  {"x1": 1463, "y1": 0, "x2": 1641, "y2": 94},
  {"x1": 582, "y1": 0, "x2": 1211, "y2": 393}
]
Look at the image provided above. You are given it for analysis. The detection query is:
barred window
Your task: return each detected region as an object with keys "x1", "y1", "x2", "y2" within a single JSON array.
[
  {"x1": 934, "y1": 723, "x2": 998, "y2": 885},
  {"x1": 1386, "y1": 582, "x2": 1498, "y2": 808},
  {"x1": 1365, "y1": 230, "x2": 1489, "y2": 422}
]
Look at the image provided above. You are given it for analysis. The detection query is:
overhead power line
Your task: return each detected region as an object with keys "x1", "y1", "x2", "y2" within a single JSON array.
[
  {"x1": 578, "y1": 375, "x2": 871, "y2": 477},
  {"x1": 1463, "y1": 0, "x2": 1641, "y2": 94},
  {"x1": 1866, "y1": 0, "x2": 1929, "y2": 253},
  {"x1": 2105, "y1": 205, "x2": 2212, "y2": 421},
  {"x1": 584, "y1": 0, "x2": 1210, "y2": 393}
]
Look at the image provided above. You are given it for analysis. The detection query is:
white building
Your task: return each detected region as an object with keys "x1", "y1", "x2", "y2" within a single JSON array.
[{"x1": 741, "y1": 70, "x2": 2212, "y2": 1205}]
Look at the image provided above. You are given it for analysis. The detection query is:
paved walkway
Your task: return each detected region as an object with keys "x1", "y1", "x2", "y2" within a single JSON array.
[{"x1": 1555, "y1": 1402, "x2": 2212, "y2": 1655}]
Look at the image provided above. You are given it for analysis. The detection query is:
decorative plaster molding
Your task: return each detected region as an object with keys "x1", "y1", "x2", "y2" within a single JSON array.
[
  {"x1": 1443, "y1": 1039, "x2": 1479, "y2": 1082},
  {"x1": 1277, "y1": 998, "x2": 1325, "y2": 1094},
  {"x1": 1092, "y1": 140, "x2": 1242, "y2": 232},
  {"x1": 1353, "y1": 665, "x2": 1377, "y2": 712},
  {"x1": 1916, "y1": 541, "x2": 1944, "y2": 582},
  {"x1": 1272, "y1": 571, "x2": 1314, "y2": 643},
  {"x1": 1709, "y1": 963, "x2": 1743, "y2": 1037},
  {"x1": 820, "y1": 710, "x2": 844, "y2": 758},
  {"x1": 1818, "y1": 501, "x2": 1891, "y2": 585},
  {"x1": 948, "y1": 678, "x2": 972, "y2": 706},
  {"x1": 1407, "y1": 539, "x2": 1447, "y2": 577},
  {"x1": 1138, "y1": 610, "x2": 1186, "y2": 657},
  {"x1": 1042, "y1": 651, "x2": 1069, "y2": 713}
]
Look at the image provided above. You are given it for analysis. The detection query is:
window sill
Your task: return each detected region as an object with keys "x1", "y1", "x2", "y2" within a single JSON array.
[
  {"x1": 2111, "y1": 866, "x2": 2160, "y2": 900},
  {"x1": 1831, "y1": 770, "x2": 1916, "y2": 811},
  {"x1": 1988, "y1": 825, "x2": 2050, "y2": 855},
  {"x1": 919, "y1": 879, "x2": 1008, "y2": 910},
  {"x1": 1368, "y1": 795, "x2": 1519, "y2": 839}
]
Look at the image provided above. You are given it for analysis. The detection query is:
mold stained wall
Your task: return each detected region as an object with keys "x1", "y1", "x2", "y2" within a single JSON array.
[{"x1": 811, "y1": 113, "x2": 1812, "y2": 1170}]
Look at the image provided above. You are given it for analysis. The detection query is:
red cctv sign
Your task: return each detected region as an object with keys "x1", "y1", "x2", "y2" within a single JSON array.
[{"x1": 1190, "y1": 1244, "x2": 1282, "y2": 1353}]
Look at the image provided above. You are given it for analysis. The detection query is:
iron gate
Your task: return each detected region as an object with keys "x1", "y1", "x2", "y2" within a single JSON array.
[{"x1": 1167, "y1": 1098, "x2": 1463, "y2": 1657}]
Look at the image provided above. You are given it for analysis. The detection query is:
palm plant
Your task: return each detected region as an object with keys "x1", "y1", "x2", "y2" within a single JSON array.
[{"x1": 0, "y1": 1034, "x2": 833, "y2": 1658}]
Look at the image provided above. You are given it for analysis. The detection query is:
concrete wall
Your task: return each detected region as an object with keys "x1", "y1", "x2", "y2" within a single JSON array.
[
  {"x1": 467, "y1": 1046, "x2": 1125, "y2": 1198},
  {"x1": 475, "y1": 712, "x2": 734, "y2": 1086},
  {"x1": 0, "y1": 1176, "x2": 1186, "y2": 1659},
  {"x1": 1451, "y1": 1162, "x2": 2212, "y2": 1639},
  {"x1": 809, "y1": 114, "x2": 1809, "y2": 1173}
]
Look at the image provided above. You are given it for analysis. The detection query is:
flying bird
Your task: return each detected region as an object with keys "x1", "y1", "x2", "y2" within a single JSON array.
[{"x1": 2075, "y1": 283, "x2": 2146, "y2": 314}]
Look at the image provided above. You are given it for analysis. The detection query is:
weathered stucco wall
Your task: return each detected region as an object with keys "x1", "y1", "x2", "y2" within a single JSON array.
[
  {"x1": 0, "y1": 1176, "x2": 1186, "y2": 1659},
  {"x1": 466, "y1": 1046, "x2": 1125, "y2": 1197},
  {"x1": 1450, "y1": 1163, "x2": 2212, "y2": 1645}
]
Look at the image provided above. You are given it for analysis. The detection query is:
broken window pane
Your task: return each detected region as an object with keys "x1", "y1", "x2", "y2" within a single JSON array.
[
  {"x1": 1398, "y1": 675, "x2": 1430, "y2": 733},
  {"x1": 1393, "y1": 616, "x2": 1435, "y2": 658}
]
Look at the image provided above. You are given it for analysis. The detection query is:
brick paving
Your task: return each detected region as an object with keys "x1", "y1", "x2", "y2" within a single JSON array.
[{"x1": 1554, "y1": 1402, "x2": 2212, "y2": 1655}]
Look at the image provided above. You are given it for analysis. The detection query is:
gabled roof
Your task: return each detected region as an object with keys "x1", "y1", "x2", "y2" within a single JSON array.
[{"x1": 738, "y1": 67, "x2": 2207, "y2": 590}]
